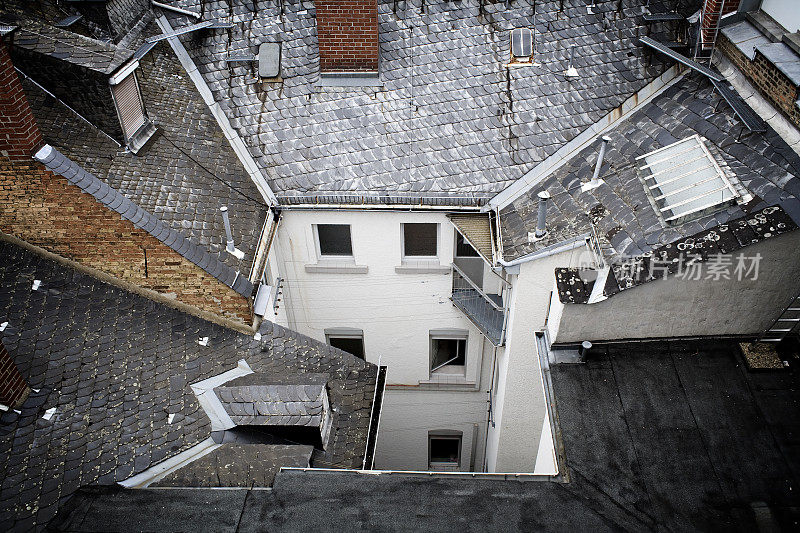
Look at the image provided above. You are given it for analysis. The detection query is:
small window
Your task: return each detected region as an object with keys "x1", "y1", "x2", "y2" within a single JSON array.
[
  {"x1": 403, "y1": 223, "x2": 438, "y2": 257},
  {"x1": 429, "y1": 431, "x2": 462, "y2": 468},
  {"x1": 317, "y1": 224, "x2": 353, "y2": 256},
  {"x1": 638, "y1": 135, "x2": 742, "y2": 226},
  {"x1": 510, "y1": 28, "x2": 533, "y2": 63},
  {"x1": 327, "y1": 334, "x2": 365, "y2": 359},
  {"x1": 455, "y1": 232, "x2": 480, "y2": 258},
  {"x1": 430, "y1": 333, "x2": 467, "y2": 374}
]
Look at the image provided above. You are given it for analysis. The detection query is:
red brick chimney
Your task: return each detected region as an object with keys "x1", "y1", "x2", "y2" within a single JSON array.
[
  {"x1": 0, "y1": 40, "x2": 43, "y2": 161},
  {"x1": 0, "y1": 340, "x2": 30, "y2": 409},
  {"x1": 700, "y1": 0, "x2": 741, "y2": 49},
  {"x1": 316, "y1": 0, "x2": 379, "y2": 72}
]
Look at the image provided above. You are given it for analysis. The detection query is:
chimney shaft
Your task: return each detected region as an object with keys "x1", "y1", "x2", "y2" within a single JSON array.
[
  {"x1": 0, "y1": 42, "x2": 43, "y2": 161},
  {"x1": 535, "y1": 191, "x2": 550, "y2": 238},
  {"x1": 316, "y1": 0, "x2": 379, "y2": 72}
]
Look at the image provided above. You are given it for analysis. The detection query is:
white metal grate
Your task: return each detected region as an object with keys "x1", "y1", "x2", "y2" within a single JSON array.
[
  {"x1": 112, "y1": 73, "x2": 146, "y2": 141},
  {"x1": 638, "y1": 135, "x2": 739, "y2": 225}
]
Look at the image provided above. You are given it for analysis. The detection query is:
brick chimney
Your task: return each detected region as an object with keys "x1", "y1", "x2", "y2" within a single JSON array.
[
  {"x1": 700, "y1": 0, "x2": 741, "y2": 49},
  {"x1": 0, "y1": 41, "x2": 43, "y2": 161},
  {"x1": 0, "y1": 340, "x2": 30, "y2": 409},
  {"x1": 316, "y1": 0, "x2": 379, "y2": 72}
]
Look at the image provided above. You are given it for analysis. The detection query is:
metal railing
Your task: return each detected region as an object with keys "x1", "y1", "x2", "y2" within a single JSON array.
[{"x1": 450, "y1": 263, "x2": 510, "y2": 346}]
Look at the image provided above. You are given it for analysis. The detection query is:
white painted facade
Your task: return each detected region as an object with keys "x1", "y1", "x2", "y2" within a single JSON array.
[{"x1": 263, "y1": 209, "x2": 499, "y2": 471}]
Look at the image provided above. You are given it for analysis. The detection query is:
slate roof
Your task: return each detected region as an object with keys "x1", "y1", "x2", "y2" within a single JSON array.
[
  {"x1": 169, "y1": 0, "x2": 683, "y2": 200},
  {"x1": 49, "y1": 339, "x2": 800, "y2": 531},
  {"x1": 19, "y1": 32, "x2": 269, "y2": 273},
  {"x1": 499, "y1": 72, "x2": 800, "y2": 263},
  {"x1": 0, "y1": 239, "x2": 378, "y2": 531},
  {"x1": 33, "y1": 145, "x2": 254, "y2": 297},
  {"x1": 214, "y1": 374, "x2": 329, "y2": 428},
  {"x1": 12, "y1": 19, "x2": 133, "y2": 75}
]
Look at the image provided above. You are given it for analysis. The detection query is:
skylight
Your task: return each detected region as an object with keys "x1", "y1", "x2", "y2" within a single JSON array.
[{"x1": 638, "y1": 135, "x2": 740, "y2": 225}]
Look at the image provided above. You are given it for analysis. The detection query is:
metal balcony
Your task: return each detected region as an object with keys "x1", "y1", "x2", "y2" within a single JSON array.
[{"x1": 451, "y1": 263, "x2": 510, "y2": 346}]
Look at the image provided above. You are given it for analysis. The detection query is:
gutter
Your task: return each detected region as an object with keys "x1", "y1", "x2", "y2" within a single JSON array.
[
  {"x1": 497, "y1": 234, "x2": 590, "y2": 270},
  {"x1": 154, "y1": 15, "x2": 278, "y2": 206}
]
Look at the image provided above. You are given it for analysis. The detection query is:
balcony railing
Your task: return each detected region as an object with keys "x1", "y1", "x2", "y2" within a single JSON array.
[{"x1": 451, "y1": 263, "x2": 511, "y2": 346}]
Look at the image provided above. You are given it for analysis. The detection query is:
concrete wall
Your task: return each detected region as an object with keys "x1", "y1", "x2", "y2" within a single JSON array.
[{"x1": 551, "y1": 231, "x2": 800, "y2": 344}]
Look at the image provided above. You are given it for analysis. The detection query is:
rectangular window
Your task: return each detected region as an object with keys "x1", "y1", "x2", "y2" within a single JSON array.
[
  {"x1": 455, "y1": 232, "x2": 480, "y2": 257},
  {"x1": 429, "y1": 432, "x2": 462, "y2": 468},
  {"x1": 403, "y1": 223, "x2": 438, "y2": 257},
  {"x1": 325, "y1": 328, "x2": 364, "y2": 359},
  {"x1": 317, "y1": 224, "x2": 353, "y2": 256},
  {"x1": 111, "y1": 72, "x2": 146, "y2": 141},
  {"x1": 430, "y1": 331, "x2": 467, "y2": 374}
]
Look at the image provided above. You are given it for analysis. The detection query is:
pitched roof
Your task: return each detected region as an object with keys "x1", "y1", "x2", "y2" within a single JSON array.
[
  {"x1": 172, "y1": 0, "x2": 682, "y2": 201},
  {"x1": 0, "y1": 239, "x2": 378, "y2": 530},
  {"x1": 499, "y1": 72, "x2": 800, "y2": 263}
]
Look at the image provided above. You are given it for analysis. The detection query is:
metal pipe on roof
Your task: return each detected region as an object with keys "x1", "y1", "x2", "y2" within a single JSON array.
[
  {"x1": 591, "y1": 136, "x2": 611, "y2": 184},
  {"x1": 220, "y1": 206, "x2": 235, "y2": 253},
  {"x1": 151, "y1": 1, "x2": 201, "y2": 19},
  {"x1": 535, "y1": 191, "x2": 550, "y2": 238}
]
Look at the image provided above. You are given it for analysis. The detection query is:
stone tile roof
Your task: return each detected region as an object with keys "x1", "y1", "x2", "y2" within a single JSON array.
[
  {"x1": 34, "y1": 145, "x2": 254, "y2": 297},
  {"x1": 0, "y1": 239, "x2": 378, "y2": 531},
  {"x1": 171, "y1": 0, "x2": 681, "y2": 199},
  {"x1": 215, "y1": 374, "x2": 329, "y2": 427},
  {"x1": 499, "y1": 72, "x2": 800, "y2": 263},
  {"x1": 20, "y1": 36, "x2": 269, "y2": 273},
  {"x1": 12, "y1": 19, "x2": 133, "y2": 75}
]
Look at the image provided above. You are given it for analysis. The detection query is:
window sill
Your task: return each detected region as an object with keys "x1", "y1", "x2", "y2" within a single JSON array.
[
  {"x1": 305, "y1": 263, "x2": 368, "y2": 274},
  {"x1": 395, "y1": 263, "x2": 451, "y2": 275}
]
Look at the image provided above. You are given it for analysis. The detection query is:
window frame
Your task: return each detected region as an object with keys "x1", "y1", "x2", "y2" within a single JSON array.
[
  {"x1": 429, "y1": 329, "x2": 468, "y2": 375},
  {"x1": 325, "y1": 328, "x2": 365, "y2": 360},
  {"x1": 454, "y1": 230, "x2": 480, "y2": 258},
  {"x1": 314, "y1": 223, "x2": 354, "y2": 259},
  {"x1": 401, "y1": 222, "x2": 440, "y2": 261},
  {"x1": 428, "y1": 430, "x2": 463, "y2": 468},
  {"x1": 110, "y1": 70, "x2": 147, "y2": 143}
]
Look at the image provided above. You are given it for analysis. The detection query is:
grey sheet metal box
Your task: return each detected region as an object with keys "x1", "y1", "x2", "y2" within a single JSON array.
[{"x1": 259, "y1": 42, "x2": 281, "y2": 78}]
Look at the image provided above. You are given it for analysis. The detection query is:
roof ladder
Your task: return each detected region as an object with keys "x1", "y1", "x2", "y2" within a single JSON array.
[
  {"x1": 760, "y1": 292, "x2": 800, "y2": 343},
  {"x1": 693, "y1": 0, "x2": 728, "y2": 66},
  {"x1": 642, "y1": 2, "x2": 688, "y2": 52}
]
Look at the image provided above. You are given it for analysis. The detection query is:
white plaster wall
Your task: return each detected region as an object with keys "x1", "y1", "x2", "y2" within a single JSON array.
[
  {"x1": 551, "y1": 231, "x2": 800, "y2": 344},
  {"x1": 272, "y1": 210, "x2": 487, "y2": 385},
  {"x1": 269, "y1": 209, "x2": 495, "y2": 470},
  {"x1": 485, "y1": 247, "x2": 592, "y2": 472},
  {"x1": 761, "y1": 0, "x2": 800, "y2": 32},
  {"x1": 374, "y1": 388, "x2": 489, "y2": 471}
]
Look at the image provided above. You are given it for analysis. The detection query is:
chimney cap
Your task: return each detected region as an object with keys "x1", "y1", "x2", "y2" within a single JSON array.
[
  {"x1": 537, "y1": 190, "x2": 551, "y2": 200},
  {"x1": 601, "y1": 135, "x2": 612, "y2": 142},
  {"x1": 219, "y1": 206, "x2": 228, "y2": 212}
]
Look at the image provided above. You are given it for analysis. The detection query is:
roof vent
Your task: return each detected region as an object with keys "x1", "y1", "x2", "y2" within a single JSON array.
[
  {"x1": 510, "y1": 28, "x2": 533, "y2": 63},
  {"x1": 581, "y1": 136, "x2": 611, "y2": 192},
  {"x1": 565, "y1": 45, "x2": 579, "y2": 79}
]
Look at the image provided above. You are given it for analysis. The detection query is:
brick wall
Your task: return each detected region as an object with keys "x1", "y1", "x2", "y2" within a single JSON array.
[
  {"x1": 0, "y1": 340, "x2": 29, "y2": 409},
  {"x1": 0, "y1": 44, "x2": 43, "y2": 161},
  {"x1": 0, "y1": 158, "x2": 252, "y2": 323},
  {"x1": 717, "y1": 33, "x2": 800, "y2": 128},
  {"x1": 316, "y1": 0, "x2": 379, "y2": 72},
  {"x1": 0, "y1": 42, "x2": 252, "y2": 324},
  {"x1": 701, "y1": 0, "x2": 741, "y2": 47}
]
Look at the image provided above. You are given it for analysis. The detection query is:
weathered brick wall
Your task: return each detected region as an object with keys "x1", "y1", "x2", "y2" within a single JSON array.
[
  {"x1": 718, "y1": 33, "x2": 800, "y2": 128},
  {"x1": 0, "y1": 340, "x2": 29, "y2": 409},
  {"x1": 0, "y1": 44, "x2": 43, "y2": 161},
  {"x1": 316, "y1": 0, "x2": 379, "y2": 72},
  {"x1": 701, "y1": 0, "x2": 741, "y2": 46},
  {"x1": 0, "y1": 158, "x2": 252, "y2": 323}
]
